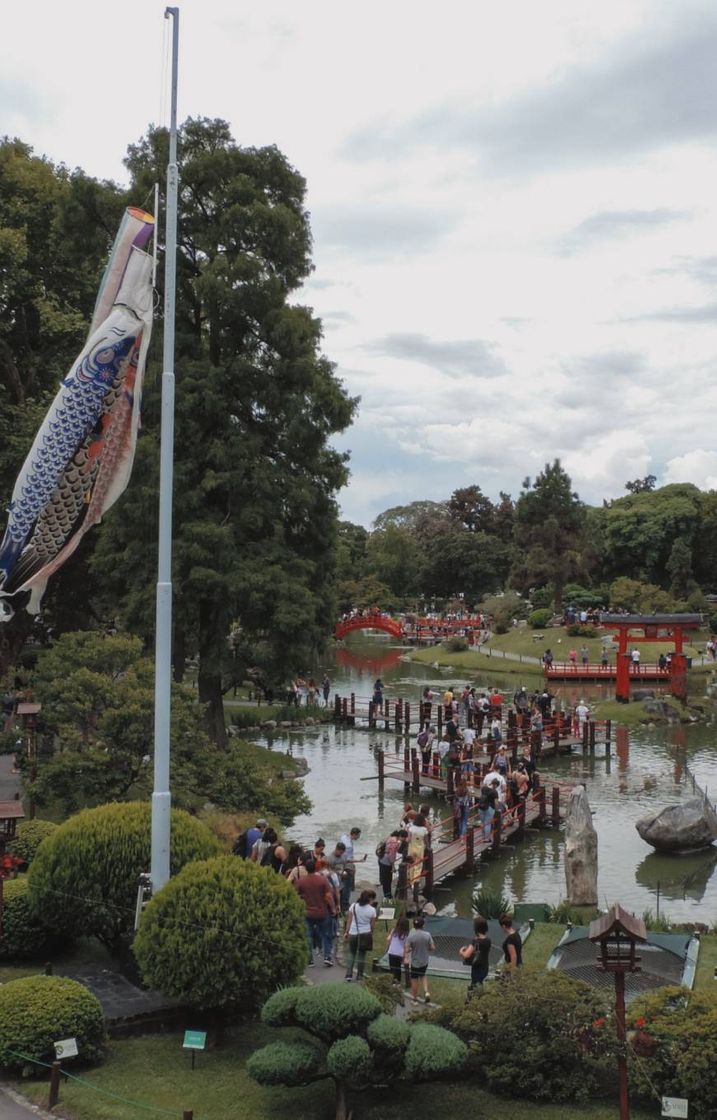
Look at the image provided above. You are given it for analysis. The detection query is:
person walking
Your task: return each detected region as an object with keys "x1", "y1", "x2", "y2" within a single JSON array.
[
  {"x1": 295, "y1": 857, "x2": 336, "y2": 967},
  {"x1": 337, "y1": 827, "x2": 365, "y2": 912},
  {"x1": 405, "y1": 915, "x2": 436, "y2": 1004},
  {"x1": 322, "y1": 674, "x2": 331, "y2": 707},
  {"x1": 385, "y1": 915, "x2": 410, "y2": 985},
  {"x1": 343, "y1": 889, "x2": 377, "y2": 981},
  {"x1": 499, "y1": 913, "x2": 523, "y2": 972},
  {"x1": 376, "y1": 830, "x2": 401, "y2": 900},
  {"x1": 459, "y1": 916, "x2": 492, "y2": 992}
]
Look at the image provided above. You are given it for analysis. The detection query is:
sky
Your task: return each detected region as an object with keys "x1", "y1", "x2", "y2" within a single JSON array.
[{"x1": 2, "y1": 0, "x2": 717, "y2": 527}]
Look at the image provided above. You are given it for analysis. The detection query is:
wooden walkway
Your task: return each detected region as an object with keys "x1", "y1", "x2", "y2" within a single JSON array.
[
  {"x1": 390, "y1": 781, "x2": 567, "y2": 898},
  {"x1": 546, "y1": 662, "x2": 670, "y2": 681}
]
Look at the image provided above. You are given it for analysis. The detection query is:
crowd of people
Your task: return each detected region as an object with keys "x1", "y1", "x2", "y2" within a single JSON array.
[{"x1": 285, "y1": 673, "x2": 332, "y2": 707}]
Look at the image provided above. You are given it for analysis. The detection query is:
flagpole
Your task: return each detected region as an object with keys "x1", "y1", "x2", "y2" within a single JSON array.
[{"x1": 151, "y1": 4, "x2": 179, "y2": 893}]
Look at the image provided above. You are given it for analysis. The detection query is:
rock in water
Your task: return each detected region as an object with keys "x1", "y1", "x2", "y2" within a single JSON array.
[
  {"x1": 564, "y1": 785, "x2": 598, "y2": 905},
  {"x1": 636, "y1": 799, "x2": 717, "y2": 853}
]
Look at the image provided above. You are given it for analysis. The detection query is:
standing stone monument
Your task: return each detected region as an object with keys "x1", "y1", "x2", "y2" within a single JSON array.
[{"x1": 564, "y1": 784, "x2": 598, "y2": 905}]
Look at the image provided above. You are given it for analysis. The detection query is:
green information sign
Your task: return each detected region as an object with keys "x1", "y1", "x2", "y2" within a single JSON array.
[{"x1": 183, "y1": 1030, "x2": 207, "y2": 1051}]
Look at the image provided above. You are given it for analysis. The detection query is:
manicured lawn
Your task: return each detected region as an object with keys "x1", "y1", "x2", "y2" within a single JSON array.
[
  {"x1": 13, "y1": 1023, "x2": 653, "y2": 1120},
  {"x1": 412, "y1": 625, "x2": 712, "y2": 664}
]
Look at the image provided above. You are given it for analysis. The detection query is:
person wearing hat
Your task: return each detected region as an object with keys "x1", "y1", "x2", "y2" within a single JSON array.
[{"x1": 239, "y1": 818, "x2": 266, "y2": 859}]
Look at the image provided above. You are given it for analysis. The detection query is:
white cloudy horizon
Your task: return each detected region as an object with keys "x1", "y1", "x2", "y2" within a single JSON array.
[{"x1": 2, "y1": 0, "x2": 716, "y2": 526}]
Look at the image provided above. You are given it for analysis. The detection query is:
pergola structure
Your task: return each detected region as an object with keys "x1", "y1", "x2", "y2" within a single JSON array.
[{"x1": 600, "y1": 614, "x2": 702, "y2": 703}]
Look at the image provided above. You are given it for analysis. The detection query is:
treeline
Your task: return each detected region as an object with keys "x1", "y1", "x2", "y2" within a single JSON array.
[{"x1": 338, "y1": 465, "x2": 717, "y2": 617}]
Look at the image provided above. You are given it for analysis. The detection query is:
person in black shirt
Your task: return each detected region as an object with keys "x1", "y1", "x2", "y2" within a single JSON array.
[
  {"x1": 499, "y1": 913, "x2": 522, "y2": 971},
  {"x1": 460, "y1": 916, "x2": 492, "y2": 991}
]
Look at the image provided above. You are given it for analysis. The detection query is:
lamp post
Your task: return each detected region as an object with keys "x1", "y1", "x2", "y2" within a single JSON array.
[{"x1": 589, "y1": 903, "x2": 646, "y2": 1120}]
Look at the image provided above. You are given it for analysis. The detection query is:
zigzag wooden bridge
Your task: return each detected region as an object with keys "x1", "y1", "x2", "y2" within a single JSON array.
[
  {"x1": 334, "y1": 691, "x2": 613, "y2": 760},
  {"x1": 388, "y1": 780, "x2": 569, "y2": 899}
]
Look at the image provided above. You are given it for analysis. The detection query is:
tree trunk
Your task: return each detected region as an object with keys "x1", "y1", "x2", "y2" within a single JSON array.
[
  {"x1": 334, "y1": 1081, "x2": 351, "y2": 1120},
  {"x1": 198, "y1": 598, "x2": 228, "y2": 748}
]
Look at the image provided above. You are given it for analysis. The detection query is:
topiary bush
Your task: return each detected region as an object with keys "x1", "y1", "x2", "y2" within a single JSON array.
[
  {"x1": 444, "y1": 636, "x2": 468, "y2": 653},
  {"x1": 439, "y1": 968, "x2": 611, "y2": 1102},
  {"x1": 28, "y1": 801, "x2": 221, "y2": 953},
  {"x1": 134, "y1": 856, "x2": 306, "y2": 1010},
  {"x1": 248, "y1": 983, "x2": 466, "y2": 1120},
  {"x1": 7, "y1": 819, "x2": 58, "y2": 865},
  {"x1": 627, "y1": 987, "x2": 717, "y2": 1119},
  {"x1": 528, "y1": 608, "x2": 553, "y2": 629},
  {"x1": 0, "y1": 876, "x2": 54, "y2": 960},
  {"x1": 0, "y1": 976, "x2": 105, "y2": 1073}
]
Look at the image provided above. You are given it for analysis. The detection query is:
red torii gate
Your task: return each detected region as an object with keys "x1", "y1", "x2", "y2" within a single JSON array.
[{"x1": 600, "y1": 613, "x2": 702, "y2": 703}]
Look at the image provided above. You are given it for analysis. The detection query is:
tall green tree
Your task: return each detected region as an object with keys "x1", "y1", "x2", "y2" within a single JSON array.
[
  {"x1": 94, "y1": 120, "x2": 356, "y2": 744},
  {"x1": 365, "y1": 524, "x2": 421, "y2": 598},
  {"x1": 510, "y1": 460, "x2": 585, "y2": 612}
]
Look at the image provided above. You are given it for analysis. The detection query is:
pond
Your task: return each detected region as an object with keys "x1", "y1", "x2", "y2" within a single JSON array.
[{"x1": 254, "y1": 635, "x2": 717, "y2": 923}]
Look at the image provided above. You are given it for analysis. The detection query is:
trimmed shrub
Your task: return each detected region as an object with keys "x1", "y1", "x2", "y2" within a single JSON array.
[
  {"x1": 528, "y1": 608, "x2": 553, "y2": 629},
  {"x1": 326, "y1": 1036, "x2": 372, "y2": 1081},
  {"x1": 249, "y1": 982, "x2": 467, "y2": 1120},
  {"x1": 28, "y1": 801, "x2": 220, "y2": 953},
  {"x1": 245, "y1": 1040, "x2": 321, "y2": 1086},
  {"x1": 566, "y1": 623, "x2": 597, "y2": 638},
  {"x1": 444, "y1": 636, "x2": 468, "y2": 653},
  {"x1": 404, "y1": 1023, "x2": 467, "y2": 1080},
  {"x1": 0, "y1": 976, "x2": 105, "y2": 1072},
  {"x1": 627, "y1": 987, "x2": 717, "y2": 1119},
  {"x1": 7, "y1": 819, "x2": 58, "y2": 865},
  {"x1": 134, "y1": 856, "x2": 306, "y2": 1010},
  {"x1": 366, "y1": 1014, "x2": 410, "y2": 1053},
  {"x1": 443, "y1": 968, "x2": 611, "y2": 1102},
  {"x1": 0, "y1": 876, "x2": 54, "y2": 960}
]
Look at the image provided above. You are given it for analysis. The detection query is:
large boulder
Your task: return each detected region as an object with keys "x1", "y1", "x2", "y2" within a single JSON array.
[
  {"x1": 636, "y1": 799, "x2": 717, "y2": 853},
  {"x1": 564, "y1": 785, "x2": 598, "y2": 905}
]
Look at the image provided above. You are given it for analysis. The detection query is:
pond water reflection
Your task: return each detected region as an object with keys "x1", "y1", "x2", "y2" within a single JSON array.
[{"x1": 255, "y1": 636, "x2": 717, "y2": 922}]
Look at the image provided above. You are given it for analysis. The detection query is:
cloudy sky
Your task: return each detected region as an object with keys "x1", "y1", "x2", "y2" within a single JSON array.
[{"x1": 3, "y1": 1, "x2": 717, "y2": 526}]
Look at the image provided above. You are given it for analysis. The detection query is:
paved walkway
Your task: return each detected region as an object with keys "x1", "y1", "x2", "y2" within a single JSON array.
[{"x1": 0, "y1": 1085, "x2": 52, "y2": 1118}]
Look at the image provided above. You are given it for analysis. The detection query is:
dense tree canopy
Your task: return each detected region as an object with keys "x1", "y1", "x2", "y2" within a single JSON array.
[{"x1": 92, "y1": 119, "x2": 356, "y2": 742}]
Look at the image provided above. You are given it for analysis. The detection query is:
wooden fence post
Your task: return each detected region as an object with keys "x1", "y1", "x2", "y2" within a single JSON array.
[
  {"x1": 424, "y1": 846, "x2": 434, "y2": 898},
  {"x1": 350, "y1": 692, "x2": 355, "y2": 716},
  {"x1": 377, "y1": 749, "x2": 385, "y2": 790},
  {"x1": 48, "y1": 1061, "x2": 61, "y2": 1108},
  {"x1": 605, "y1": 719, "x2": 612, "y2": 752},
  {"x1": 404, "y1": 702, "x2": 411, "y2": 735},
  {"x1": 552, "y1": 786, "x2": 561, "y2": 827},
  {"x1": 516, "y1": 799, "x2": 525, "y2": 839},
  {"x1": 582, "y1": 721, "x2": 589, "y2": 752},
  {"x1": 184, "y1": 1110, "x2": 194, "y2": 1119},
  {"x1": 553, "y1": 723, "x2": 560, "y2": 753},
  {"x1": 465, "y1": 826, "x2": 475, "y2": 873},
  {"x1": 537, "y1": 784, "x2": 546, "y2": 823},
  {"x1": 334, "y1": 694, "x2": 341, "y2": 720},
  {"x1": 411, "y1": 748, "x2": 420, "y2": 794},
  {"x1": 491, "y1": 809, "x2": 501, "y2": 853},
  {"x1": 395, "y1": 699, "x2": 401, "y2": 732},
  {"x1": 589, "y1": 720, "x2": 596, "y2": 753},
  {"x1": 342, "y1": 697, "x2": 349, "y2": 724},
  {"x1": 446, "y1": 766, "x2": 455, "y2": 799}
]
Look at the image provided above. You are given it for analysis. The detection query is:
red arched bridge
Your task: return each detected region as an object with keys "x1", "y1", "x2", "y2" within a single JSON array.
[{"x1": 333, "y1": 612, "x2": 485, "y2": 642}]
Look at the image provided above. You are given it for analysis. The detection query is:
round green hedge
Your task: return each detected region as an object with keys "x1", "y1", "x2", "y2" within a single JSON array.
[
  {"x1": 0, "y1": 976, "x2": 105, "y2": 1072},
  {"x1": 0, "y1": 876, "x2": 54, "y2": 960},
  {"x1": 28, "y1": 801, "x2": 221, "y2": 951},
  {"x1": 7, "y1": 819, "x2": 58, "y2": 865},
  {"x1": 134, "y1": 856, "x2": 306, "y2": 1010}
]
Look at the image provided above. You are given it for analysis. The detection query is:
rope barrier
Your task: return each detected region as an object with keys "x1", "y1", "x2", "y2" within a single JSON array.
[{"x1": 6, "y1": 1051, "x2": 186, "y2": 1117}]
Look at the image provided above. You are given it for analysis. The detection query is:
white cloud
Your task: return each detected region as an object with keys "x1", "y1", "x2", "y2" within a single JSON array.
[
  {"x1": 664, "y1": 450, "x2": 717, "y2": 491},
  {"x1": 2, "y1": 0, "x2": 716, "y2": 526}
]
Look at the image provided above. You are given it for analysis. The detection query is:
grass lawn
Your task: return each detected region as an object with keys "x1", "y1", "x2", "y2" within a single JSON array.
[
  {"x1": 408, "y1": 644, "x2": 544, "y2": 678},
  {"x1": 483, "y1": 624, "x2": 710, "y2": 664},
  {"x1": 12, "y1": 1022, "x2": 654, "y2": 1120}
]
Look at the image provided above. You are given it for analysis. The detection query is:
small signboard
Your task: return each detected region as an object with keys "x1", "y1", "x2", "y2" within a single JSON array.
[
  {"x1": 183, "y1": 1030, "x2": 207, "y2": 1051},
  {"x1": 662, "y1": 1097, "x2": 689, "y2": 1118},
  {"x1": 54, "y1": 1038, "x2": 78, "y2": 1059}
]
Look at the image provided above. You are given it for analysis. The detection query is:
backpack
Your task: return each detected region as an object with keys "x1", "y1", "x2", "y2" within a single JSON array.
[
  {"x1": 232, "y1": 831, "x2": 249, "y2": 858},
  {"x1": 375, "y1": 839, "x2": 387, "y2": 859},
  {"x1": 417, "y1": 730, "x2": 430, "y2": 749},
  {"x1": 260, "y1": 844, "x2": 276, "y2": 867}
]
